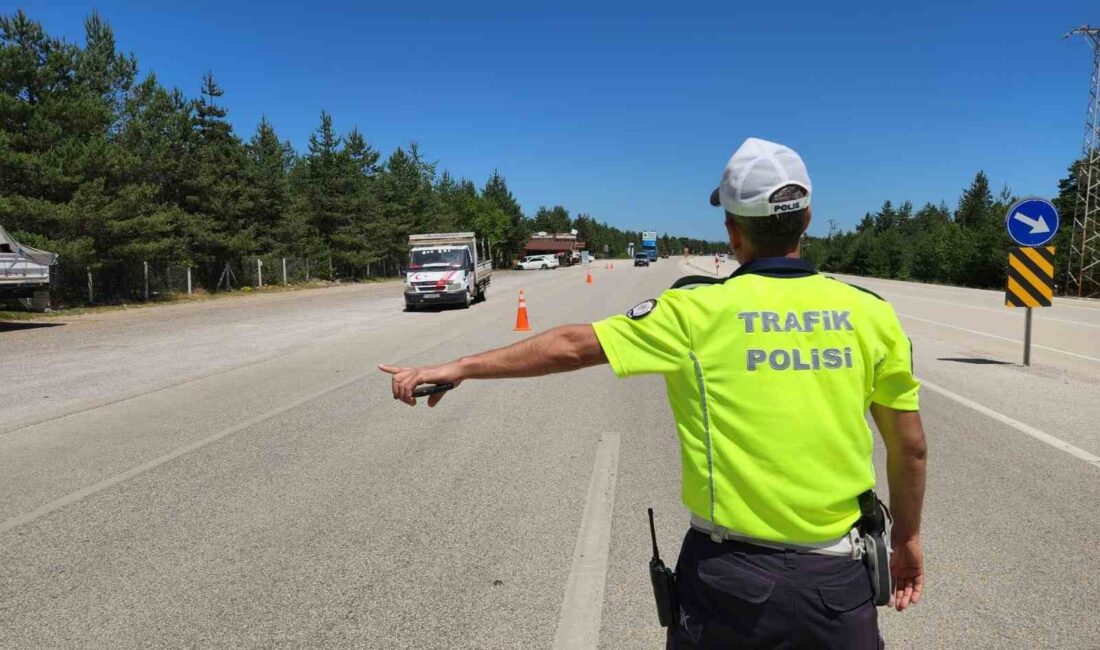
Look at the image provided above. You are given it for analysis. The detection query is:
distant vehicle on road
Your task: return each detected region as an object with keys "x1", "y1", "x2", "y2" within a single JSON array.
[
  {"x1": 660, "y1": 253, "x2": 670, "y2": 259},
  {"x1": 404, "y1": 232, "x2": 492, "y2": 311},
  {"x1": 1, "y1": 224, "x2": 56, "y2": 309},
  {"x1": 641, "y1": 230, "x2": 658, "y2": 262},
  {"x1": 634, "y1": 253, "x2": 650, "y2": 267},
  {"x1": 515, "y1": 255, "x2": 560, "y2": 271}
]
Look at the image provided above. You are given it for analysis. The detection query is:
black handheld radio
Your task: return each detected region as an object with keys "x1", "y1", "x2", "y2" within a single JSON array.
[
  {"x1": 411, "y1": 383, "x2": 454, "y2": 398},
  {"x1": 647, "y1": 508, "x2": 678, "y2": 627}
]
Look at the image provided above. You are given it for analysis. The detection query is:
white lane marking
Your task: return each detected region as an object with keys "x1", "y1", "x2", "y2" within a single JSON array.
[
  {"x1": 898, "y1": 313, "x2": 1100, "y2": 363},
  {"x1": 840, "y1": 275, "x2": 1100, "y2": 314},
  {"x1": 878, "y1": 293, "x2": 1100, "y2": 330},
  {"x1": 552, "y1": 432, "x2": 621, "y2": 650},
  {"x1": 0, "y1": 369, "x2": 374, "y2": 535},
  {"x1": 1052, "y1": 300, "x2": 1100, "y2": 313},
  {"x1": 922, "y1": 379, "x2": 1100, "y2": 469}
]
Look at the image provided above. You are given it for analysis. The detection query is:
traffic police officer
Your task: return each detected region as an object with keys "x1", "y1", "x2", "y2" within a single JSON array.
[{"x1": 381, "y1": 137, "x2": 928, "y2": 648}]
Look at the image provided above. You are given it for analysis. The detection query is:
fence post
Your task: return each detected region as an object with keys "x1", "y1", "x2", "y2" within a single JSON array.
[
  {"x1": 257, "y1": 258, "x2": 263, "y2": 288},
  {"x1": 305, "y1": 258, "x2": 310, "y2": 280},
  {"x1": 143, "y1": 260, "x2": 149, "y2": 301},
  {"x1": 186, "y1": 266, "x2": 192, "y2": 295},
  {"x1": 87, "y1": 267, "x2": 94, "y2": 305},
  {"x1": 282, "y1": 257, "x2": 287, "y2": 285}
]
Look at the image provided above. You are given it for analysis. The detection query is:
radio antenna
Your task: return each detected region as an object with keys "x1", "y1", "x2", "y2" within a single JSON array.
[{"x1": 647, "y1": 508, "x2": 661, "y2": 560}]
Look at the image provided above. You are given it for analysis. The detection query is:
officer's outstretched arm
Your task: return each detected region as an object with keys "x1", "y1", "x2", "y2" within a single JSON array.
[
  {"x1": 380, "y1": 325, "x2": 607, "y2": 406},
  {"x1": 870, "y1": 404, "x2": 927, "y2": 612}
]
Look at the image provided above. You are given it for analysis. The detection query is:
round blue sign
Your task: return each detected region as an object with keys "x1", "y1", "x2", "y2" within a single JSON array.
[{"x1": 1005, "y1": 197, "x2": 1059, "y2": 247}]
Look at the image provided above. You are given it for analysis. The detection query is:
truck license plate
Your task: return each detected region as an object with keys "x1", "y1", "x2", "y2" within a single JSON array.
[{"x1": 422, "y1": 293, "x2": 439, "y2": 299}]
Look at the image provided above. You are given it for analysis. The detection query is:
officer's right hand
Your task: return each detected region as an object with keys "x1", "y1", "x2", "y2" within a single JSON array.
[
  {"x1": 890, "y1": 535, "x2": 924, "y2": 612},
  {"x1": 378, "y1": 362, "x2": 463, "y2": 407}
]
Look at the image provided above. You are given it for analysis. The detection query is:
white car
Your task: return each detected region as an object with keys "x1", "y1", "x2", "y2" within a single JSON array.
[{"x1": 515, "y1": 255, "x2": 560, "y2": 270}]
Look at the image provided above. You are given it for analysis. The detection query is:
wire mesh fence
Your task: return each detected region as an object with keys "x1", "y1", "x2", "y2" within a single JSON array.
[{"x1": 40, "y1": 255, "x2": 396, "y2": 308}]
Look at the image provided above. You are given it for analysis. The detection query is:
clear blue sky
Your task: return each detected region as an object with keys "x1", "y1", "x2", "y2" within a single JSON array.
[{"x1": 18, "y1": 1, "x2": 1098, "y2": 239}]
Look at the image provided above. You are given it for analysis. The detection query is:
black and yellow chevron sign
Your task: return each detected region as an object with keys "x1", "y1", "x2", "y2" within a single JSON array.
[{"x1": 1005, "y1": 246, "x2": 1055, "y2": 308}]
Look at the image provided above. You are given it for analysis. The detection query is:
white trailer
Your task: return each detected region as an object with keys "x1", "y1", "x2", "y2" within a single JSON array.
[
  {"x1": 404, "y1": 232, "x2": 493, "y2": 310},
  {"x1": 1, "y1": 225, "x2": 57, "y2": 309}
]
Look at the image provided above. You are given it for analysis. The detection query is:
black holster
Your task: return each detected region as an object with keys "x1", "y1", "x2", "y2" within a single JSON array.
[
  {"x1": 649, "y1": 558, "x2": 678, "y2": 627},
  {"x1": 857, "y1": 490, "x2": 892, "y2": 606}
]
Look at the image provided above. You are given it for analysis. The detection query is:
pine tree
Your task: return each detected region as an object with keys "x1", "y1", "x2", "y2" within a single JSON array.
[
  {"x1": 370, "y1": 142, "x2": 438, "y2": 271},
  {"x1": 180, "y1": 71, "x2": 252, "y2": 269},
  {"x1": 245, "y1": 117, "x2": 294, "y2": 252},
  {"x1": 873, "y1": 200, "x2": 897, "y2": 232},
  {"x1": 290, "y1": 110, "x2": 343, "y2": 258},
  {"x1": 1051, "y1": 161, "x2": 1082, "y2": 290},
  {"x1": 331, "y1": 126, "x2": 382, "y2": 276},
  {"x1": 532, "y1": 205, "x2": 571, "y2": 233},
  {"x1": 955, "y1": 171, "x2": 993, "y2": 228},
  {"x1": 855, "y1": 213, "x2": 875, "y2": 233},
  {"x1": 0, "y1": 11, "x2": 84, "y2": 257},
  {"x1": 0, "y1": 10, "x2": 158, "y2": 278},
  {"x1": 482, "y1": 170, "x2": 526, "y2": 266},
  {"x1": 75, "y1": 11, "x2": 136, "y2": 130},
  {"x1": 433, "y1": 171, "x2": 463, "y2": 233}
]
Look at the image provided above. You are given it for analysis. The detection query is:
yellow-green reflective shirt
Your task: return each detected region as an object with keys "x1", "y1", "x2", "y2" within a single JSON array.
[{"x1": 592, "y1": 258, "x2": 919, "y2": 544}]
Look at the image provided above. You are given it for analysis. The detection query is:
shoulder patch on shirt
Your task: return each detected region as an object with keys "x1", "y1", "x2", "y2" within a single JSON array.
[{"x1": 626, "y1": 298, "x2": 658, "y2": 320}]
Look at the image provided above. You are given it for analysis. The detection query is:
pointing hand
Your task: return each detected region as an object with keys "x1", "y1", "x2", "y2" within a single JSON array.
[{"x1": 378, "y1": 363, "x2": 462, "y2": 407}]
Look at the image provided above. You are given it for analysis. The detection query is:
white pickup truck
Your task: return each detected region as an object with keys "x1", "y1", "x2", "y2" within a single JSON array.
[
  {"x1": 404, "y1": 232, "x2": 493, "y2": 310},
  {"x1": 1, "y1": 224, "x2": 57, "y2": 308}
]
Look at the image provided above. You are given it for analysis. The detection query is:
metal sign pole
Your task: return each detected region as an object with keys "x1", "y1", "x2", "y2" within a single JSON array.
[
  {"x1": 1004, "y1": 198, "x2": 1060, "y2": 367},
  {"x1": 1023, "y1": 307, "x2": 1033, "y2": 366}
]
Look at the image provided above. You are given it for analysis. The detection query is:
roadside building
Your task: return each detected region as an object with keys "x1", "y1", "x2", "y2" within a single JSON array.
[{"x1": 522, "y1": 232, "x2": 586, "y2": 266}]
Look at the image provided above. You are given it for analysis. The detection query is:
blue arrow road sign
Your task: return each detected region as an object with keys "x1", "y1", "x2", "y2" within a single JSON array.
[{"x1": 1005, "y1": 197, "x2": 1059, "y2": 247}]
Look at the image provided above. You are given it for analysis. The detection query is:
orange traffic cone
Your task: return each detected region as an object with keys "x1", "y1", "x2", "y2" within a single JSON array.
[
  {"x1": 585, "y1": 269, "x2": 593, "y2": 285},
  {"x1": 514, "y1": 290, "x2": 531, "y2": 331}
]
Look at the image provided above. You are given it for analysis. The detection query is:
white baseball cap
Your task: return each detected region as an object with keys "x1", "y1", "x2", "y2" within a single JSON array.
[{"x1": 709, "y1": 138, "x2": 812, "y2": 217}]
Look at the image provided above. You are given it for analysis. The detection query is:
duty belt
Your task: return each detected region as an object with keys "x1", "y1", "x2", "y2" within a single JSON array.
[{"x1": 689, "y1": 513, "x2": 864, "y2": 559}]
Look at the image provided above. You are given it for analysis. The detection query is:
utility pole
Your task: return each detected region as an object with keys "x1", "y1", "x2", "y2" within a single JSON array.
[{"x1": 1064, "y1": 26, "x2": 1100, "y2": 298}]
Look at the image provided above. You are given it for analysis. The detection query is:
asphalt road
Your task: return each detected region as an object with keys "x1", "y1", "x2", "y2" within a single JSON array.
[{"x1": 2, "y1": 259, "x2": 1098, "y2": 649}]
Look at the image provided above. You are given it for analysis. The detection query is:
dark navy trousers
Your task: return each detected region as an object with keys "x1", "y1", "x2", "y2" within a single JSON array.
[{"x1": 667, "y1": 529, "x2": 883, "y2": 649}]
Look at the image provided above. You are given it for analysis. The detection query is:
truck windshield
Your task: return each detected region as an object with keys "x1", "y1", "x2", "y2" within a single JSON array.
[{"x1": 409, "y1": 248, "x2": 466, "y2": 269}]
